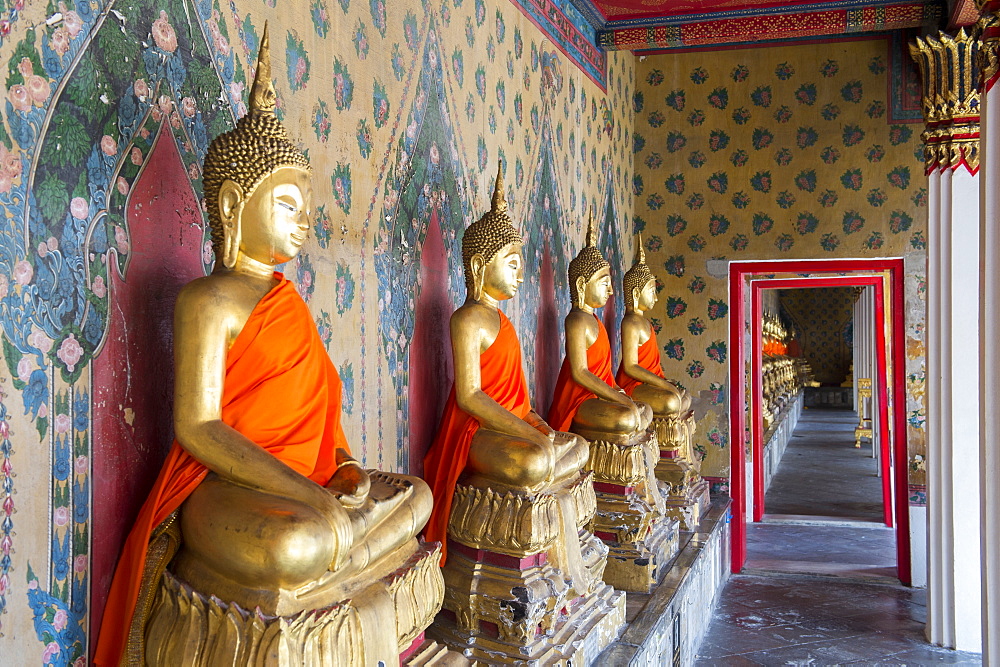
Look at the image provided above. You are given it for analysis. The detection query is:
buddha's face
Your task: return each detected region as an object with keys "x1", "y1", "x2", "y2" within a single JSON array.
[
  {"x1": 482, "y1": 241, "x2": 524, "y2": 301},
  {"x1": 583, "y1": 266, "x2": 613, "y2": 309},
  {"x1": 637, "y1": 278, "x2": 657, "y2": 311},
  {"x1": 238, "y1": 166, "x2": 312, "y2": 266}
]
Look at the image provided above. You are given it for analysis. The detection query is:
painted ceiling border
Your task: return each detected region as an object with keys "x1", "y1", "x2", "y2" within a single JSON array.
[
  {"x1": 597, "y1": 2, "x2": 941, "y2": 51},
  {"x1": 509, "y1": 0, "x2": 609, "y2": 91}
]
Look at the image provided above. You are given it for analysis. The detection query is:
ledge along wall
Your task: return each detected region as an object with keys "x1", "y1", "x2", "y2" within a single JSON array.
[{"x1": 0, "y1": 0, "x2": 635, "y2": 659}]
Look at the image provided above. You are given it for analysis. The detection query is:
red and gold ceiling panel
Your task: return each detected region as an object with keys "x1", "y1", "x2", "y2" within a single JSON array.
[
  {"x1": 591, "y1": 0, "x2": 848, "y2": 22},
  {"x1": 590, "y1": 0, "x2": 943, "y2": 51}
]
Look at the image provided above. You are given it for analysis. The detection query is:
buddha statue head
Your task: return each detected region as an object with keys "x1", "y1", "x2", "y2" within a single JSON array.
[
  {"x1": 623, "y1": 234, "x2": 656, "y2": 312},
  {"x1": 568, "y1": 210, "x2": 611, "y2": 308},
  {"x1": 203, "y1": 23, "x2": 312, "y2": 270},
  {"x1": 462, "y1": 161, "x2": 524, "y2": 302}
]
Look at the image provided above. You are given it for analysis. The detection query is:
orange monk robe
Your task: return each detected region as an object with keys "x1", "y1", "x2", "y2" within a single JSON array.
[
  {"x1": 94, "y1": 275, "x2": 350, "y2": 665},
  {"x1": 423, "y1": 310, "x2": 531, "y2": 562},
  {"x1": 547, "y1": 315, "x2": 615, "y2": 432},
  {"x1": 616, "y1": 322, "x2": 665, "y2": 396}
]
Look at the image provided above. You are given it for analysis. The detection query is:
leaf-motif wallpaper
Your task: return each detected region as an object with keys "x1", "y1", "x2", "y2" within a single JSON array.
[{"x1": 633, "y1": 40, "x2": 927, "y2": 479}]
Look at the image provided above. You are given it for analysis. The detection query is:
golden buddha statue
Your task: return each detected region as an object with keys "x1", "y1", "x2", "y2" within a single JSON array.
[
  {"x1": 547, "y1": 211, "x2": 649, "y2": 435},
  {"x1": 423, "y1": 163, "x2": 624, "y2": 662},
  {"x1": 546, "y1": 217, "x2": 677, "y2": 592},
  {"x1": 616, "y1": 235, "x2": 709, "y2": 530},
  {"x1": 95, "y1": 27, "x2": 447, "y2": 666}
]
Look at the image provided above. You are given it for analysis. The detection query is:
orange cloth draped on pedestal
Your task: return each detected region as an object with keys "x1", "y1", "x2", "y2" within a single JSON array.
[
  {"x1": 423, "y1": 310, "x2": 531, "y2": 563},
  {"x1": 94, "y1": 275, "x2": 350, "y2": 665},
  {"x1": 616, "y1": 322, "x2": 665, "y2": 396},
  {"x1": 547, "y1": 315, "x2": 614, "y2": 432}
]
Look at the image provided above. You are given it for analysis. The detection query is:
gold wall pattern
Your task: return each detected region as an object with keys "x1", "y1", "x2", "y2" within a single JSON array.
[{"x1": 633, "y1": 39, "x2": 927, "y2": 479}]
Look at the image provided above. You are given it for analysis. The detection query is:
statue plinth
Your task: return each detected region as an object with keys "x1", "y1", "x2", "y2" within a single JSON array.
[
  {"x1": 145, "y1": 541, "x2": 445, "y2": 666},
  {"x1": 571, "y1": 423, "x2": 679, "y2": 592},
  {"x1": 651, "y1": 414, "x2": 711, "y2": 531},
  {"x1": 429, "y1": 470, "x2": 625, "y2": 663}
]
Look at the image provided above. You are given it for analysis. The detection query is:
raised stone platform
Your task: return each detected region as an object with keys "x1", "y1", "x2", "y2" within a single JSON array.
[
  {"x1": 597, "y1": 498, "x2": 732, "y2": 666},
  {"x1": 764, "y1": 390, "x2": 804, "y2": 495}
]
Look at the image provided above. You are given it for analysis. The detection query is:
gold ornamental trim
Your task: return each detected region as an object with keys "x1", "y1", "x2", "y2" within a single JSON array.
[
  {"x1": 447, "y1": 483, "x2": 561, "y2": 556},
  {"x1": 910, "y1": 28, "x2": 981, "y2": 125},
  {"x1": 386, "y1": 543, "x2": 445, "y2": 651},
  {"x1": 910, "y1": 27, "x2": 982, "y2": 171},
  {"x1": 145, "y1": 571, "x2": 364, "y2": 666},
  {"x1": 586, "y1": 438, "x2": 650, "y2": 487}
]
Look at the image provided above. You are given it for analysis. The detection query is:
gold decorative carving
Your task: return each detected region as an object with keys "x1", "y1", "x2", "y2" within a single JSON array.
[
  {"x1": 585, "y1": 437, "x2": 650, "y2": 487},
  {"x1": 446, "y1": 484, "x2": 561, "y2": 556},
  {"x1": 145, "y1": 541, "x2": 446, "y2": 666},
  {"x1": 432, "y1": 471, "x2": 625, "y2": 663},
  {"x1": 910, "y1": 27, "x2": 982, "y2": 171}
]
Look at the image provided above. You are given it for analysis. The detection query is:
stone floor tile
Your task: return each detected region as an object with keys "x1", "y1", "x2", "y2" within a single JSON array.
[
  {"x1": 694, "y1": 654, "x2": 766, "y2": 666},
  {"x1": 739, "y1": 638, "x2": 881, "y2": 665},
  {"x1": 879, "y1": 646, "x2": 984, "y2": 665}
]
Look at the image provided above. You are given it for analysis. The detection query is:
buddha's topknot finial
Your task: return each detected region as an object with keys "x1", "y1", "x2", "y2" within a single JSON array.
[
  {"x1": 202, "y1": 21, "x2": 311, "y2": 258},
  {"x1": 568, "y1": 207, "x2": 610, "y2": 306},
  {"x1": 461, "y1": 160, "x2": 522, "y2": 292},
  {"x1": 623, "y1": 232, "x2": 655, "y2": 302},
  {"x1": 249, "y1": 22, "x2": 276, "y2": 115},
  {"x1": 491, "y1": 159, "x2": 508, "y2": 215},
  {"x1": 586, "y1": 208, "x2": 598, "y2": 247}
]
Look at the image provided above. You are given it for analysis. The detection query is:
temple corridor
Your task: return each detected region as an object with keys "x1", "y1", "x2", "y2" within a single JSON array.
[{"x1": 694, "y1": 408, "x2": 980, "y2": 664}]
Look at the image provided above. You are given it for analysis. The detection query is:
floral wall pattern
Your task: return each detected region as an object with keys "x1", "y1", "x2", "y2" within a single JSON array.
[
  {"x1": 633, "y1": 38, "x2": 927, "y2": 480},
  {"x1": 0, "y1": 0, "x2": 635, "y2": 659}
]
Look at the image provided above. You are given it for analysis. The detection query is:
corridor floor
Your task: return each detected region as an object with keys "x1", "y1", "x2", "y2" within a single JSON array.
[{"x1": 694, "y1": 407, "x2": 982, "y2": 665}]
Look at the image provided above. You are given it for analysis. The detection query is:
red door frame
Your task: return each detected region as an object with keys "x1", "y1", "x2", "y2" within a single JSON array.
[
  {"x1": 728, "y1": 258, "x2": 910, "y2": 585},
  {"x1": 751, "y1": 277, "x2": 892, "y2": 526}
]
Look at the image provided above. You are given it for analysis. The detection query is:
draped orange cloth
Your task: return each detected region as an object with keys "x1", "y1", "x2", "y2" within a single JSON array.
[
  {"x1": 423, "y1": 310, "x2": 531, "y2": 562},
  {"x1": 616, "y1": 322, "x2": 665, "y2": 396},
  {"x1": 94, "y1": 275, "x2": 349, "y2": 665},
  {"x1": 547, "y1": 315, "x2": 614, "y2": 432}
]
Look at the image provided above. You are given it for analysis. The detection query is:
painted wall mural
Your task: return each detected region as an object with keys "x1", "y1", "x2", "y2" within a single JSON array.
[
  {"x1": 633, "y1": 38, "x2": 926, "y2": 480},
  {"x1": 0, "y1": 0, "x2": 635, "y2": 658}
]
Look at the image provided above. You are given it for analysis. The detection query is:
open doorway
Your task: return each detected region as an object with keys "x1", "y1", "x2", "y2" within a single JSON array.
[
  {"x1": 746, "y1": 285, "x2": 896, "y2": 580},
  {"x1": 728, "y1": 259, "x2": 910, "y2": 585}
]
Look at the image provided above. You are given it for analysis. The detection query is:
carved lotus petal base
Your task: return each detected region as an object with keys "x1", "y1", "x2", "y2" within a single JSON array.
[
  {"x1": 572, "y1": 425, "x2": 680, "y2": 592},
  {"x1": 432, "y1": 472, "x2": 623, "y2": 663},
  {"x1": 144, "y1": 541, "x2": 445, "y2": 666}
]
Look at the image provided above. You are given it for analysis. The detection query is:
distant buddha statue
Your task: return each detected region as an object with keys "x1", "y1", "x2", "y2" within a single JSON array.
[
  {"x1": 546, "y1": 218, "x2": 678, "y2": 592},
  {"x1": 424, "y1": 163, "x2": 623, "y2": 662},
  {"x1": 617, "y1": 234, "x2": 709, "y2": 529},
  {"x1": 547, "y1": 213, "x2": 650, "y2": 434},
  {"x1": 96, "y1": 27, "x2": 442, "y2": 666}
]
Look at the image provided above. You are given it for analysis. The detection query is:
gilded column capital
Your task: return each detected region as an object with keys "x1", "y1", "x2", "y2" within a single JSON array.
[
  {"x1": 979, "y1": 6, "x2": 1000, "y2": 92},
  {"x1": 910, "y1": 27, "x2": 982, "y2": 172}
]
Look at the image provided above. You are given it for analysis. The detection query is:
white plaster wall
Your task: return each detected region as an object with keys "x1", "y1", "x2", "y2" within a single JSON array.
[{"x1": 909, "y1": 505, "x2": 927, "y2": 588}]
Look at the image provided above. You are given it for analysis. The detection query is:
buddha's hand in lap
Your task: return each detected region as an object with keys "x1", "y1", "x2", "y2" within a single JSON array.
[{"x1": 326, "y1": 462, "x2": 371, "y2": 508}]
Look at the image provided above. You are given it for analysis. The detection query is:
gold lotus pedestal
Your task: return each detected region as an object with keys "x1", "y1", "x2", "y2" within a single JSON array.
[
  {"x1": 429, "y1": 470, "x2": 626, "y2": 665},
  {"x1": 142, "y1": 474, "x2": 453, "y2": 666},
  {"x1": 651, "y1": 412, "x2": 710, "y2": 532},
  {"x1": 571, "y1": 421, "x2": 679, "y2": 593}
]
